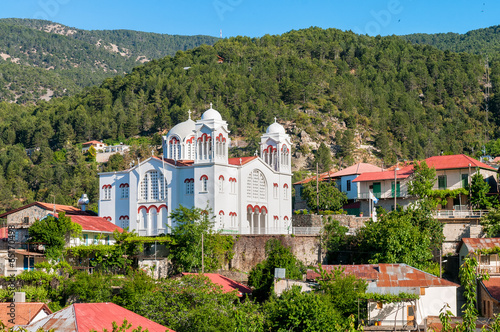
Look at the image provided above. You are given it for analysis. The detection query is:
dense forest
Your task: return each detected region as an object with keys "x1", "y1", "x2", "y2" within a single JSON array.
[
  {"x1": 0, "y1": 19, "x2": 218, "y2": 102},
  {"x1": 0, "y1": 26, "x2": 497, "y2": 212}
]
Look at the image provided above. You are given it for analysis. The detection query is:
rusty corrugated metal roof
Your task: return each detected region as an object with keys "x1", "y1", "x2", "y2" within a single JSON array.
[
  {"x1": 461, "y1": 237, "x2": 500, "y2": 252},
  {"x1": 307, "y1": 264, "x2": 458, "y2": 288}
]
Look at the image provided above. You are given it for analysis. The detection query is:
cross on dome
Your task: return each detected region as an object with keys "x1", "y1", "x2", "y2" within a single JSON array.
[
  {"x1": 188, "y1": 109, "x2": 192, "y2": 119},
  {"x1": 210, "y1": 102, "x2": 213, "y2": 109},
  {"x1": 274, "y1": 117, "x2": 277, "y2": 123}
]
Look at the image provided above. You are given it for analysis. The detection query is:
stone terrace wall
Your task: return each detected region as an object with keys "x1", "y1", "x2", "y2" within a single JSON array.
[
  {"x1": 228, "y1": 235, "x2": 325, "y2": 273},
  {"x1": 292, "y1": 214, "x2": 368, "y2": 232}
]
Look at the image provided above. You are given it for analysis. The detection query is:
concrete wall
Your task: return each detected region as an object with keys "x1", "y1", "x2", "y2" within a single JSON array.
[
  {"x1": 228, "y1": 235, "x2": 325, "y2": 272},
  {"x1": 292, "y1": 214, "x2": 368, "y2": 233},
  {"x1": 442, "y1": 221, "x2": 483, "y2": 255}
]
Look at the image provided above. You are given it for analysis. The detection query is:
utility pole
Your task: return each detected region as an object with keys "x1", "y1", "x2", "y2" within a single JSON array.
[
  {"x1": 201, "y1": 233, "x2": 204, "y2": 274},
  {"x1": 316, "y1": 163, "x2": 319, "y2": 215}
]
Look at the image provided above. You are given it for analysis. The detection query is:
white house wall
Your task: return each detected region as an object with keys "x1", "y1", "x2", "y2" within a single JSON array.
[{"x1": 369, "y1": 286, "x2": 457, "y2": 326}]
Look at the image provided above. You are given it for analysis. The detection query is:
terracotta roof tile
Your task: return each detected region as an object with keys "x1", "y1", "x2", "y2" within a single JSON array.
[
  {"x1": 327, "y1": 163, "x2": 383, "y2": 178},
  {"x1": 228, "y1": 156, "x2": 258, "y2": 166},
  {"x1": 65, "y1": 215, "x2": 123, "y2": 233},
  {"x1": 353, "y1": 165, "x2": 414, "y2": 182},
  {"x1": 0, "y1": 302, "x2": 52, "y2": 327},
  {"x1": 482, "y1": 277, "x2": 500, "y2": 302},
  {"x1": 0, "y1": 202, "x2": 96, "y2": 219},
  {"x1": 182, "y1": 273, "x2": 252, "y2": 297}
]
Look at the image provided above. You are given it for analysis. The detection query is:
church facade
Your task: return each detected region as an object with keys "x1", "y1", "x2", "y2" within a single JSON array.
[{"x1": 98, "y1": 106, "x2": 292, "y2": 236}]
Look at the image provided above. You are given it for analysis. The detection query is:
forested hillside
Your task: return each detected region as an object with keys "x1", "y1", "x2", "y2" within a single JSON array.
[
  {"x1": 403, "y1": 25, "x2": 500, "y2": 58},
  {"x1": 0, "y1": 19, "x2": 218, "y2": 102},
  {"x1": 0, "y1": 26, "x2": 495, "y2": 212}
]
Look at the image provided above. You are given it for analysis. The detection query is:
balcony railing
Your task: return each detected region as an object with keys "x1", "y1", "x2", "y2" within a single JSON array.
[
  {"x1": 137, "y1": 228, "x2": 167, "y2": 237},
  {"x1": 434, "y1": 210, "x2": 488, "y2": 219},
  {"x1": 358, "y1": 192, "x2": 406, "y2": 200}
]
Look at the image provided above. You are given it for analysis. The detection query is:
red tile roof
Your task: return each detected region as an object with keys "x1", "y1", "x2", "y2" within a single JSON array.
[
  {"x1": 459, "y1": 237, "x2": 500, "y2": 253},
  {"x1": 293, "y1": 169, "x2": 336, "y2": 185},
  {"x1": 493, "y1": 157, "x2": 500, "y2": 164},
  {"x1": 182, "y1": 273, "x2": 252, "y2": 297},
  {"x1": 0, "y1": 303, "x2": 52, "y2": 327},
  {"x1": 152, "y1": 156, "x2": 194, "y2": 167},
  {"x1": 353, "y1": 164, "x2": 414, "y2": 182},
  {"x1": 22, "y1": 303, "x2": 174, "y2": 332},
  {"x1": 425, "y1": 154, "x2": 496, "y2": 171},
  {"x1": 82, "y1": 140, "x2": 104, "y2": 146},
  {"x1": 0, "y1": 202, "x2": 96, "y2": 219},
  {"x1": 228, "y1": 156, "x2": 258, "y2": 166},
  {"x1": 306, "y1": 264, "x2": 458, "y2": 287},
  {"x1": 482, "y1": 277, "x2": 500, "y2": 302},
  {"x1": 0, "y1": 227, "x2": 7, "y2": 240},
  {"x1": 328, "y1": 163, "x2": 383, "y2": 178},
  {"x1": 353, "y1": 154, "x2": 495, "y2": 183},
  {"x1": 66, "y1": 215, "x2": 123, "y2": 233}
]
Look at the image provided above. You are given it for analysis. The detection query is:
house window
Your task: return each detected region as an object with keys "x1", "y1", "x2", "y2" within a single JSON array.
[
  {"x1": 481, "y1": 255, "x2": 490, "y2": 265},
  {"x1": 83, "y1": 234, "x2": 88, "y2": 246},
  {"x1": 283, "y1": 184, "x2": 289, "y2": 199},
  {"x1": 273, "y1": 184, "x2": 279, "y2": 199},
  {"x1": 219, "y1": 211, "x2": 224, "y2": 228},
  {"x1": 420, "y1": 287, "x2": 426, "y2": 296},
  {"x1": 438, "y1": 175, "x2": 447, "y2": 190},
  {"x1": 346, "y1": 180, "x2": 351, "y2": 192},
  {"x1": 462, "y1": 174, "x2": 469, "y2": 188},
  {"x1": 94, "y1": 235, "x2": 99, "y2": 245}
]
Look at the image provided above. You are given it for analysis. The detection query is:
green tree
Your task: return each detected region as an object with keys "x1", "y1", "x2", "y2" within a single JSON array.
[
  {"x1": 263, "y1": 286, "x2": 343, "y2": 332},
  {"x1": 356, "y1": 209, "x2": 433, "y2": 270},
  {"x1": 28, "y1": 212, "x2": 82, "y2": 259},
  {"x1": 407, "y1": 161, "x2": 436, "y2": 200},
  {"x1": 321, "y1": 217, "x2": 349, "y2": 263},
  {"x1": 481, "y1": 208, "x2": 500, "y2": 237},
  {"x1": 469, "y1": 170, "x2": 497, "y2": 209},
  {"x1": 248, "y1": 239, "x2": 306, "y2": 302},
  {"x1": 168, "y1": 205, "x2": 234, "y2": 274},
  {"x1": 315, "y1": 265, "x2": 367, "y2": 319},
  {"x1": 314, "y1": 142, "x2": 333, "y2": 172},
  {"x1": 301, "y1": 180, "x2": 347, "y2": 212}
]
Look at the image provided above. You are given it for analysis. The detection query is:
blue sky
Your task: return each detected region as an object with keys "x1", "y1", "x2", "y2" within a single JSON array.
[{"x1": 0, "y1": 0, "x2": 499, "y2": 37}]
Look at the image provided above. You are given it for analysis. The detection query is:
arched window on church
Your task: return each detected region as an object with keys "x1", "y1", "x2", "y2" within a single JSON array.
[
  {"x1": 186, "y1": 137, "x2": 195, "y2": 160},
  {"x1": 140, "y1": 170, "x2": 167, "y2": 202},
  {"x1": 247, "y1": 169, "x2": 267, "y2": 201},
  {"x1": 281, "y1": 144, "x2": 290, "y2": 167}
]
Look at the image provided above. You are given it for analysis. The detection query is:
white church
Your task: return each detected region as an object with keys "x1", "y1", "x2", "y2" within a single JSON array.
[{"x1": 98, "y1": 105, "x2": 292, "y2": 236}]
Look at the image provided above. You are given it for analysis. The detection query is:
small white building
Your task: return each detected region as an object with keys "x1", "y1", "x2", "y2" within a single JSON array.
[
  {"x1": 307, "y1": 264, "x2": 459, "y2": 327},
  {"x1": 98, "y1": 105, "x2": 293, "y2": 235}
]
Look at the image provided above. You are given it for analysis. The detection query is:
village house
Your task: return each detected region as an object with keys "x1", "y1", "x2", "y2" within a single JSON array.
[
  {"x1": 354, "y1": 154, "x2": 498, "y2": 216},
  {"x1": 292, "y1": 163, "x2": 382, "y2": 213},
  {"x1": 180, "y1": 273, "x2": 252, "y2": 298},
  {"x1": 0, "y1": 200, "x2": 122, "y2": 276},
  {"x1": 307, "y1": 264, "x2": 459, "y2": 327},
  {"x1": 0, "y1": 301, "x2": 52, "y2": 328}
]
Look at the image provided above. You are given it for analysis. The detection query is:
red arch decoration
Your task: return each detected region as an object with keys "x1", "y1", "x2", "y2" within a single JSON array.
[
  {"x1": 158, "y1": 204, "x2": 168, "y2": 211},
  {"x1": 184, "y1": 178, "x2": 194, "y2": 183},
  {"x1": 200, "y1": 175, "x2": 208, "y2": 181},
  {"x1": 103, "y1": 216, "x2": 112, "y2": 221},
  {"x1": 147, "y1": 205, "x2": 158, "y2": 213},
  {"x1": 283, "y1": 183, "x2": 289, "y2": 188},
  {"x1": 119, "y1": 183, "x2": 129, "y2": 188},
  {"x1": 197, "y1": 133, "x2": 211, "y2": 141},
  {"x1": 229, "y1": 212, "x2": 237, "y2": 217},
  {"x1": 101, "y1": 184, "x2": 112, "y2": 189},
  {"x1": 216, "y1": 133, "x2": 226, "y2": 142},
  {"x1": 247, "y1": 204, "x2": 255, "y2": 212},
  {"x1": 263, "y1": 145, "x2": 277, "y2": 153},
  {"x1": 229, "y1": 177, "x2": 237, "y2": 182},
  {"x1": 260, "y1": 206, "x2": 268, "y2": 214},
  {"x1": 219, "y1": 175, "x2": 225, "y2": 180},
  {"x1": 274, "y1": 215, "x2": 279, "y2": 220},
  {"x1": 186, "y1": 136, "x2": 195, "y2": 144},
  {"x1": 169, "y1": 137, "x2": 180, "y2": 144},
  {"x1": 273, "y1": 183, "x2": 279, "y2": 187},
  {"x1": 138, "y1": 206, "x2": 148, "y2": 213},
  {"x1": 119, "y1": 215, "x2": 129, "y2": 220},
  {"x1": 284, "y1": 216, "x2": 289, "y2": 220},
  {"x1": 219, "y1": 210, "x2": 225, "y2": 215}
]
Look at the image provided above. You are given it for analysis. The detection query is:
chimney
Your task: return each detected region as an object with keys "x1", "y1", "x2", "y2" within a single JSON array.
[
  {"x1": 14, "y1": 292, "x2": 25, "y2": 303},
  {"x1": 78, "y1": 194, "x2": 90, "y2": 212}
]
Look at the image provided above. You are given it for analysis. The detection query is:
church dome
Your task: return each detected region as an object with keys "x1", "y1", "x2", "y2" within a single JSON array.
[
  {"x1": 266, "y1": 120, "x2": 286, "y2": 134},
  {"x1": 167, "y1": 118, "x2": 195, "y2": 140},
  {"x1": 201, "y1": 105, "x2": 222, "y2": 121}
]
